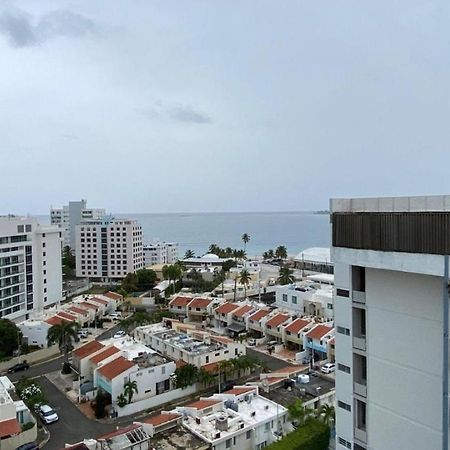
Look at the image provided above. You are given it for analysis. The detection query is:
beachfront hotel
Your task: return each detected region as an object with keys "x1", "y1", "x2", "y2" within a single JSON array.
[{"x1": 331, "y1": 195, "x2": 450, "y2": 450}]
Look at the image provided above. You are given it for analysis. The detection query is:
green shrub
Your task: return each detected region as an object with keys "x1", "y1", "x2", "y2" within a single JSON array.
[
  {"x1": 265, "y1": 419, "x2": 330, "y2": 450},
  {"x1": 21, "y1": 422, "x2": 35, "y2": 432}
]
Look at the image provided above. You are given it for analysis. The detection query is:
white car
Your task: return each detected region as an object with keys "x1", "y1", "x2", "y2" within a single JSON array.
[
  {"x1": 39, "y1": 405, "x2": 59, "y2": 424},
  {"x1": 113, "y1": 330, "x2": 126, "y2": 339},
  {"x1": 109, "y1": 312, "x2": 121, "y2": 320},
  {"x1": 321, "y1": 363, "x2": 335, "y2": 374},
  {"x1": 247, "y1": 338, "x2": 257, "y2": 346}
]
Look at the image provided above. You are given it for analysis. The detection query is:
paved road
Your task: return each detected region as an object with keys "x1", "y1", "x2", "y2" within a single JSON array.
[
  {"x1": 246, "y1": 347, "x2": 295, "y2": 371},
  {"x1": 38, "y1": 377, "x2": 116, "y2": 450}
]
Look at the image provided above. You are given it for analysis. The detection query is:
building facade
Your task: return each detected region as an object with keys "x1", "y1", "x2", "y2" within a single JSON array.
[
  {"x1": 143, "y1": 241, "x2": 178, "y2": 266},
  {"x1": 0, "y1": 216, "x2": 62, "y2": 322},
  {"x1": 332, "y1": 195, "x2": 450, "y2": 450},
  {"x1": 50, "y1": 199, "x2": 105, "y2": 249},
  {"x1": 75, "y1": 218, "x2": 144, "y2": 280}
]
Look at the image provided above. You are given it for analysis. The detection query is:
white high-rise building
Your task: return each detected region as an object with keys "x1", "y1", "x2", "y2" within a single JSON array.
[
  {"x1": 75, "y1": 217, "x2": 144, "y2": 280},
  {"x1": 50, "y1": 199, "x2": 105, "y2": 249},
  {"x1": 0, "y1": 216, "x2": 63, "y2": 322},
  {"x1": 143, "y1": 241, "x2": 178, "y2": 266},
  {"x1": 331, "y1": 195, "x2": 450, "y2": 450}
]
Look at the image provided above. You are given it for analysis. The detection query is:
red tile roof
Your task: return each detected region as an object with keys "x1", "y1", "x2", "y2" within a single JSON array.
[
  {"x1": 57, "y1": 311, "x2": 77, "y2": 321},
  {"x1": 81, "y1": 302, "x2": 98, "y2": 310},
  {"x1": 103, "y1": 291, "x2": 122, "y2": 301},
  {"x1": 90, "y1": 296, "x2": 108, "y2": 305},
  {"x1": 144, "y1": 413, "x2": 180, "y2": 426},
  {"x1": 98, "y1": 356, "x2": 135, "y2": 380},
  {"x1": 0, "y1": 418, "x2": 21, "y2": 438},
  {"x1": 69, "y1": 306, "x2": 89, "y2": 315},
  {"x1": 90, "y1": 346, "x2": 120, "y2": 364},
  {"x1": 285, "y1": 318, "x2": 311, "y2": 334},
  {"x1": 185, "y1": 399, "x2": 221, "y2": 409},
  {"x1": 201, "y1": 362, "x2": 219, "y2": 373},
  {"x1": 248, "y1": 309, "x2": 270, "y2": 322},
  {"x1": 170, "y1": 296, "x2": 194, "y2": 307},
  {"x1": 215, "y1": 303, "x2": 240, "y2": 314},
  {"x1": 45, "y1": 315, "x2": 71, "y2": 326},
  {"x1": 211, "y1": 335, "x2": 233, "y2": 344},
  {"x1": 224, "y1": 386, "x2": 256, "y2": 395},
  {"x1": 73, "y1": 340, "x2": 104, "y2": 359},
  {"x1": 97, "y1": 424, "x2": 140, "y2": 440},
  {"x1": 305, "y1": 325, "x2": 333, "y2": 340},
  {"x1": 264, "y1": 377, "x2": 285, "y2": 385},
  {"x1": 232, "y1": 305, "x2": 253, "y2": 317},
  {"x1": 266, "y1": 313, "x2": 290, "y2": 328},
  {"x1": 175, "y1": 359, "x2": 187, "y2": 369},
  {"x1": 188, "y1": 298, "x2": 212, "y2": 308}
]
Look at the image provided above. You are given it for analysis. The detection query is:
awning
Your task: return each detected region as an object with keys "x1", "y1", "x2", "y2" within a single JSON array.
[{"x1": 227, "y1": 323, "x2": 246, "y2": 333}]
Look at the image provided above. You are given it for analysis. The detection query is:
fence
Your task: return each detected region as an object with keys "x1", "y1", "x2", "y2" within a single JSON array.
[{"x1": 0, "y1": 345, "x2": 60, "y2": 373}]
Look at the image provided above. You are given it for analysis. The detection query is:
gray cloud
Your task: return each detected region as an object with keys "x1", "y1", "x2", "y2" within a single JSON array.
[
  {"x1": 168, "y1": 105, "x2": 212, "y2": 124},
  {"x1": 139, "y1": 102, "x2": 212, "y2": 124},
  {"x1": 0, "y1": 7, "x2": 97, "y2": 47}
]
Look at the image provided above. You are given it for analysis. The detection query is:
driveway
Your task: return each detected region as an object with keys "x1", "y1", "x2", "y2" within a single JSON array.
[
  {"x1": 246, "y1": 347, "x2": 295, "y2": 371},
  {"x1": 38, "y1": 377, "x2": 116, "y2": 450}
]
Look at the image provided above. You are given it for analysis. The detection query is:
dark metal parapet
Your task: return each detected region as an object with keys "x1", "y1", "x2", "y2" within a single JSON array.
[{"x1": 332, "y1": 212, "x2": 450, "y2": 255}]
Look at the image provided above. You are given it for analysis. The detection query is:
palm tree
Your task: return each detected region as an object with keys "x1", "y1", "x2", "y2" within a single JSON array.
[
  {"x1": 47, "y1": 321, "x2": 80, "y2": 363},
  {"x1": 214, "y1": 270, "x2": 227, "y2": 297},
  {"x1": 275, "y1": 245, "x2": 288, "y2": 260},
  {"x1": 239, "y1": 269, "x2": 251, "y2": 299},
  {"x1": 184, "y1": 249, "x2": 195, "y2": 259},
  {"x1": 197, "y1": 368, "x2": 215, "y2": 386},
  {"x1": 277, "y1": 266, "x2": 295, "y2": 285},
  {"x1": 209, "y1": 244, "x2": 219, "y2": 254},
  {"x1": 241, "y1": 234, "x2": 250, "y2": 254},
  {"x1": 123, "y1": 380, "x2": 138, "y2": 404},
  {"x1": 287, "y1": 399, "x2": 314, "y2": 426},
  {"x1": 318, "y1": 404, "x2": 335, "y2": 426},
  {"x1": 218, "y1": 360, "x2": 234, "y2": 382}
]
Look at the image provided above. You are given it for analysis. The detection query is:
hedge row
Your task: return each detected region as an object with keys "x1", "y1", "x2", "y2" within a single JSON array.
[{"x1": 265, "y1": 419, "x2": 330, "y2": 450}]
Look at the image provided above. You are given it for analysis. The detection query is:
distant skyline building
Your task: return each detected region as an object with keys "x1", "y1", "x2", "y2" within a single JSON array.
[
  {"x1": 0, "y1": 216, "x2": 62, "y2": 322},
  {"x1": 75, "y1": 217, "x2": 144, "y2": 280},
  {"x1": 143, "y1": 241, "x2": 178, "y2": 266},
  {"x1": 50, "y1": 199, "x2": 106, "y2": 249},
  {"x1": 331, "y1": 195, "x2": 450, "y2": 450}
]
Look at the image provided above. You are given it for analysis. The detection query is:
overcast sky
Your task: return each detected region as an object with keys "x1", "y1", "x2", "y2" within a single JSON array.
[{"x1": 1, "y1": 0, "x2": 449, "y2": 214}]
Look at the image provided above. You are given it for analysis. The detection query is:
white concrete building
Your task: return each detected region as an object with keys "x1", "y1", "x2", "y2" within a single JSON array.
[
  {"x1": 135, "y1": 321, "x2": 245, "y2": 368},
  {"x1": 75, "y1": 218, "x2": 144, "y2": 280},
  {"x1": 294, "y1": 247, "x2": 333, "y2": 274},
  {"x1": 143, "y1": 241, "x2": 178, "y2": 266},
  {"x1": 174, "y1": 385, "x2": 289, "y2": 450},
  {"x1": 0, "y1": 216, "x2": 62, "y2": 322},
  {"x1": 331, "y1": 195, "x2": 450, "y2": 450},
  {"x1": 50, "y1": 199, "x2": 105, "y2": 249}
]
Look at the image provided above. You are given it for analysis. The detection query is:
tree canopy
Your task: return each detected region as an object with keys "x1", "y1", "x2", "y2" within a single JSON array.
[
  {"x1": 0, "y1": 319, "x2": 21, "y2": 358},
  {"x1": 47, "y1": 321, "x2": 80, "y2": 362},
  {"x1": 121, "y1": 269, "x2": 157, "y2": 293},
  {"x1": 278, "y1": 266, "x2": 295, "y2": 285},
  {"x1": 275, "y1": 246, "x2": 288, "y2": 259}
]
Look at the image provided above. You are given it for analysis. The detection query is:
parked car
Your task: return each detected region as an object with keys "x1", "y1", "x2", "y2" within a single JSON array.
[
  {"x1": 247, "y1": 338, "x2": 257, "y2": 346},
  {"x1": 109, "y1": 312, "x2": 121, "y2": 320},
  {"x1": 7, "y1": 362, "x2": 30, "y2": 373},
  {"x1": 113, "y1": 330, "x2": 126, "y2": 339},
  {"x1": 77, "y1": 329, "x2": 88, "y2": 339},
  {"x1": 16, "y1": 442, "x2": 39, "y2": 450},
  {"x1": 39, "y1": 405, "x2": 59, "y2": 424},
  {"x1": 321, "y1": 363, "x2": 335, "y2": 374},
  {"x1": 302, "y1": 356, "x2": 312, "y2": 365}
]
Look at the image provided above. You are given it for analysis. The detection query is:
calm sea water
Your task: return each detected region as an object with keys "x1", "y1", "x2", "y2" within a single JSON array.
[{"x1": 38, "y1": 212, "x2": 330, "y2": 257}]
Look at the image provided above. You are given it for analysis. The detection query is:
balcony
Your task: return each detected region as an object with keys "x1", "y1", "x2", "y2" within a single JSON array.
[
  {"x1": 354, "y1": 381, "x2": 367, "y2": 397},
  {"x1": 353, "y1": 336, "x2": 366, "y2": 351},
  {"x1": 352, "y1": 290, "x2": 366, "y2": 304},
  {"x1": 354, "y1": 426, "x2": 367, "y2": 444}
]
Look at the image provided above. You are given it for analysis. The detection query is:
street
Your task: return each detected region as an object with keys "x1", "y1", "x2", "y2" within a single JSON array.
[{"x1": 246, "y1": 347, "x2": 295, "y2": 371}]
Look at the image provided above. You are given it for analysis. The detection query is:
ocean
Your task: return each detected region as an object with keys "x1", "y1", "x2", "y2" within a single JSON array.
[{"x1": 38, "y1": 211, "x2": 330, "y2": 258}]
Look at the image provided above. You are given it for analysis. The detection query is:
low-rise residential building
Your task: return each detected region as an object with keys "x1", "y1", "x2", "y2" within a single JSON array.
[
  {"x1": 246, "y1": 309, "x2": 271, "y2": 338},
  {"x1": 293, "y1": 247, "x2": 333, "y2": 274},
  {"x1": 283, "y1": 318, "x2": 314, "y2": 352},
  {"x1": 143, "y1": 241, "x2": 178, "y2": 266},
  {"x1": 186, "y1": 297, "x2": 216, "y2": 323},
  {"x1": 169, "y1": 295, "x2": 194, "y2": 318},
  {"x1": 304, "y1": 324, "x2": 334, "y2": 362},
  {"x1": 173, "y1": 385, "x2": 289, "y2": 450},
  {"x1": 227, "y1": 304, "x2": 255, "y2": 337},
  {"x1": 0, "y1": 376, "x2": 37, "y2": 450},
  {"x1": 183, "y1": 254, "x2": 226, "y2": 270},
  {"x1": 135, "y1": 321, "x2": 245, "y2": 368},
  {"x1": 213, "y1": 303, "x2": 241, "y2": 330},
  {"x1": 264, "y1": 313, "x2": 291, "y2": 343}
]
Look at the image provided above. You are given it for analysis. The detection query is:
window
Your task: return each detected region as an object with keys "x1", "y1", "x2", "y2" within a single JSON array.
[
  {"x1": 327, "y1": 303, "x2": 333, "y2": 309},
  {"x1": 246, "y1": 430, "x2": 252, "y2": 439},
  {"x1": 17, "y1": 225, "x2": 24, "y2": 233},
  {"x1": 282, "y1": 294, "x2": 287, "y2": 302},
  {"x1": 338, "y1": 363, "x2": 351, "y2": 374},
  {"x1": 226, "y1": 439, "x2": 232, "y2": 449},
  {"x1": 25, "y1": 224, "x2": 31, "y2": 232},
  {"x1": 338, "y1": 437, "x2": 352, "y2": 449},
  {"x1": 336, "y1": 289, "x2": 350, "y2": 298},
  {"x1": 264, "y1": 422, "x2": 270, "y2": 431},
  {"x1": 42, "y1": 242, "x2": 46, "y2": 248},
  {"x1": 292, "y1": 296, "x2": 297, "y2": 304},
  {"x1": 338, "y1": 400, "x2": 351, "y2": 412},
  {"x1": 337, "y1": 326, "x2": 350, "y2": 336},
  {"x1": 233, "y1": 437, "x2": 236, "y2": 445}
]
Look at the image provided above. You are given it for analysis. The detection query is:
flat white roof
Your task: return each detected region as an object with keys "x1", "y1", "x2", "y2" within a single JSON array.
[
  {"x1": 294, "y1": 247, "x2": 331, "y2": 263},
  {"x1": 306, "y1": 274, "x2": 334, "y2": 284}
]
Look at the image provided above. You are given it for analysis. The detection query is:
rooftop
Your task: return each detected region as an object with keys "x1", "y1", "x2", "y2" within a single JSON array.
[
  {"x1": 0, "y1": 418, "x2": 21, "y2": 438},
  {"x1": 266, "y1": 313, "x2": 290, "y2": 328},
  {"x1": 232, "y1": 305, "x2": 253, "y2": 318},
  {"x1": 73, "y1": 340, "x2": 105, "y2": 359},
  {"x1": 284, "y1": 318, "x2": 311, "y2": 334},
  {"x1": 188, "y1": 298, "x2": 213, "y2": 309},
  {"x1": 305, "y1": 325, "x2": 333, "y2": 340},
  {"x1": 294, "y1": 247, "x2": 331, "y2": 263},
  {"x1": 215, "y1": 303, "x2": 240, "y2": 315},
  {"x1": 185, "y1": 399, "x2": 221, "y2": 410},
  {"x1": 144, "y1": 413, "x2": 180, "y2": 426},
  {"x1": 97, "y1": 356, "x2": 136, "y2": 380},
  {"x1": 146, "y1": 424, "x2": 208, "y2": 450},
  {"x1": 248, "y1": 309, "x2": 270, "y2": 322},
  {"x1": 170, "y1": 296, "x2": 194, "y2": 307},
  {"x1": 89, "y1": 346, "x2": 120, "y2": 364}
]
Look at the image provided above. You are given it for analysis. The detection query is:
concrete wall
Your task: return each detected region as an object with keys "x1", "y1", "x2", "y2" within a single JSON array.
[
  {"x1": 0, "y1": 345, "x2": 59, "y2": 372},
  {"x1": 116, "y1": 384, "x2": 197, "y2": 417}
]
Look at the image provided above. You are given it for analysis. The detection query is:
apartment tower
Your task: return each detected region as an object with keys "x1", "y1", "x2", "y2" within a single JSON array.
[
  {"x1": 75, "y1": 217, "x2": 144, "y2": 280},
  {"x1": 0, "y1": 216, "x2": 63, "y2": 322},
  {"x1": 331, "y1": 195, "x2": 450, "y2": 450}
]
